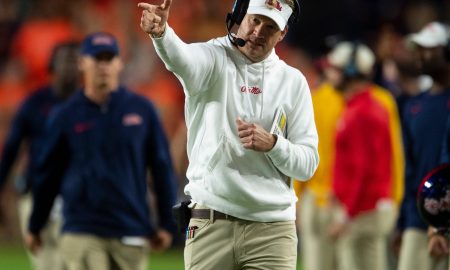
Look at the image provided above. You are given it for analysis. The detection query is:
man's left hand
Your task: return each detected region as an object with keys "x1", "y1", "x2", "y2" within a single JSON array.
[
  {"x1": 149, "y1": 229, "x2": 173, "y2": 251},
  {"x1": 236, "y1": 118, "x2": 276, "y2": 152},
  {"x1": 25, "y1": 232, "x2": 42, "y2": 255}
]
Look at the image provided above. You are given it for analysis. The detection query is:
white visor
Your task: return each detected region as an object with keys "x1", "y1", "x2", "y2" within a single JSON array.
[{"x1": 247, "y1": 0, "x2": 293, "y2": 30}]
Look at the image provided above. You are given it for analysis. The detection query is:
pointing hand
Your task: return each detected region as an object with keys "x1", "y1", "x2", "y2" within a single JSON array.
[{"x1": 138, "y1": 0, "x2": 172, "y2": 38}]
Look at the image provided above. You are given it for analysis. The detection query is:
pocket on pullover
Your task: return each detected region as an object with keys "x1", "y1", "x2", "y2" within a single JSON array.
[
  {"x1": 204, "y1": 135, "x2": 292, "y2": 208},
  {"x1": 206, "y1": 134, "x2": 233, "y2": 173}
]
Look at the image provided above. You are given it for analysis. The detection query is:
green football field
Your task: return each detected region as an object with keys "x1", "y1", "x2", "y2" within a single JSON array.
[
  {"x1": 0, "y1": 245, "x2": 185, "y2": 270},
  {"x1": 0, "y1": 245, "x2": 303, "y2": 270}
]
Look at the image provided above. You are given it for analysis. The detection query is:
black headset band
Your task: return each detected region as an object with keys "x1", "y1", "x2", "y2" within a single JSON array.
[{"x1": 343, "y1": 41, "x2": 361, "y2": 78}]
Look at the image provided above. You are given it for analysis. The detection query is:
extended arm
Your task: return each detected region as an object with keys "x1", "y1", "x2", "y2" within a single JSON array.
[{"x1": 139, "y1": 0, "x2": 222, "y2": 96}]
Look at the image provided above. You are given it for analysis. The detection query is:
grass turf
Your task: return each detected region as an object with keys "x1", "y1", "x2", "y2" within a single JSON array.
[
  {"x1": 0, "y1": 245, "x2": 184, "y2": 270},
  {"x1": 0, "y1": 245, "x2": 303, "y2": 270}
]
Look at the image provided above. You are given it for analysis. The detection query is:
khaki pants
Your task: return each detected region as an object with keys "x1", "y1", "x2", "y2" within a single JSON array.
[
  {"x1": 18, "y1": 194, "x2": 65, "y2": 270},
  {"x1": 60, "y1": 234, "x2": 149, "y2": 270},
  {"x1": 184, "y1": 207, "x2": 297, "y2": 270},
  {"x1": 397, "y1": 229, "x2": 449, "y2": 270},
  {"x1": 336, "y1": 205, "x2": 397, "y2": 270},
  {"x1": 299, "y1": 191, "x2": 337, "y2": 270}
]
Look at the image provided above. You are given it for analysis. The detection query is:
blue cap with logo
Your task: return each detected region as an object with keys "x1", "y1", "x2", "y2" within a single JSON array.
[{"x1": 81, "y1": 32, "x2": 119, "y2": 56}]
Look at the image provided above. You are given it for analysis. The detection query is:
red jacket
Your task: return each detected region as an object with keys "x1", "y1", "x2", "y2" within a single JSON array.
[{"x1": 333, "y1": 89, "x2": 392, "y2": 218}]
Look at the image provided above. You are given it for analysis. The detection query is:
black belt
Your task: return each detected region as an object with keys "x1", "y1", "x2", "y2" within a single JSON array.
[{"x1": 191, "y1": 209, "x2": 236, "y2": 221}]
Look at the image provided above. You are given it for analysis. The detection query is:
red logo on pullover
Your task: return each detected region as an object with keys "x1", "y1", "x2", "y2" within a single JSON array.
[
  {"x1": 410, "y1": 104, "x2": 422, "y2": 115},
  {"x1": 241, "y1": 86, "x2": 262, "y2": 95},
  {"x1": 74, "y1": 122, "x2": 93, "y2": 133}
]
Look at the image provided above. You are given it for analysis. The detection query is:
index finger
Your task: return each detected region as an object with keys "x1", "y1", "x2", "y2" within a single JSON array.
[
  {"x1": 161, "y1": 0, "x2": 172, "y2": 10},
  {"x1": 236, "y1": 120, "x2": 252, "y2": 131},
  {"x1": 236, "y1": 118, "x2": 246, "y2": 128}
]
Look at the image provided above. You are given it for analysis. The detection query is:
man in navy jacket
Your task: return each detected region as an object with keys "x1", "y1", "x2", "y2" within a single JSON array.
[
  {"x1": 396, "y1": 22, "x2": 450, "y2": 270},
  {"x1": 25, "y1": 32, "x2": 177, "y2": 270}
]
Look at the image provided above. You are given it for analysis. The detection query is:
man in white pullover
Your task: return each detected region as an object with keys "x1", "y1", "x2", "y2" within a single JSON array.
[{"x1": 138, "y1": 0, "x2": 319, "y2": 269}]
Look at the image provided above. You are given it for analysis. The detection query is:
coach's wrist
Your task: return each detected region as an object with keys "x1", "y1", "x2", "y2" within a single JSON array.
[
  {"x1": 150, "y1": 25, "x2": 166, "y2": 39},
  {"x1": 270, "y1": 134, "x2": 278, "y2": 150}
]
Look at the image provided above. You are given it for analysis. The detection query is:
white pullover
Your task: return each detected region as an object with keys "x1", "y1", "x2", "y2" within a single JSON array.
[{"x1": 153, "y1": 26, "x2": 319, "y2": 222}]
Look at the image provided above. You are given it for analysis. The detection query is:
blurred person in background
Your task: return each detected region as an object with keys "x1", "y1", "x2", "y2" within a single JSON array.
[
  {"x1": 296, "y1": 43, "x2": 404, "y2": 270},
  {"x1": 296, "y1": 79, "x2": 343, "y2": 270},
  {"x1": 425, "y1": 23, "x2": 450, "y2": 270},
  {"x1": 425, "y1": 115, "x2": 450, "y2": 270},
  {"x1": 0, "y1": 41, "x2": 80, "y2": 270},
  {"x1": 396, "y1": 21, "x2": 450, "y2": 270},
  {"x1": 139, "y1": 0, "x2": 319, "y2": 269},
  {"x1": 25, "y1": 32, "x2": 177, "y2": 270},
  {"x1": 393, "y1": 55, "x2": 423, "y2": 122},
  {"x1": 325, "y1": 41, "x2": 398, "y2": 270}
]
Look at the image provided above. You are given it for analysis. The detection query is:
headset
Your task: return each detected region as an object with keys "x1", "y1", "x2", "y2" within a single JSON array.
[
  {"x1": 226, "y1": 0, "x2": 301, "y2": 47},
  {"x1": 343, "y1": 41, "x2": 360, "y2": 78}
]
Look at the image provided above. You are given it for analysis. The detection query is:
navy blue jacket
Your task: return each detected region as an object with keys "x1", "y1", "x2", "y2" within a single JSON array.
[
  {"x1": 0, "y1": 86, "x2": 63, "y2": 193},
  {"x1": 398, "y1": 89, "x2": 450, "y2": 230},
  {"x1": 28, "y1": 86, "x2": 177, "y2": 238}
]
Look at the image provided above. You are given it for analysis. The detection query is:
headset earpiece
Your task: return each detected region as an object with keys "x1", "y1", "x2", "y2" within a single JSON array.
[
  {"x1": 288, "y1": 0, "x2": 301, "y2": 25},
  {"x1": 226, "y1": 0, "x2": 250, "y2": 47}
]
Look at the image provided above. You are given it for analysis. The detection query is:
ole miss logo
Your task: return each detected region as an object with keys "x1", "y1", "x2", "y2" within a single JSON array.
[
  {"x1": 122, "y1": 113, "x2": 143, "y2": 126},
  {"x1": 241, "y1": 86, "x2": 262, "y2": 95},
  {"x1": 92, "y1": 35, "x2": 114, "y2": 46},
  {"x1": 265, "y1": 0, "x2": 283, "y2": 11}
]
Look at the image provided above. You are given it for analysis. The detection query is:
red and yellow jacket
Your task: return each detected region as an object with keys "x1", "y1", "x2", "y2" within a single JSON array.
[{"x1": 295, "y1": 83, "x2": 404, "y2": 209}]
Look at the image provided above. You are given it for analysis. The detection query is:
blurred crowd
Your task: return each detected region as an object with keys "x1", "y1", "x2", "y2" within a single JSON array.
[
  {"x1": 0, "y1": 0, "x2": 448, "y2": 145},
  {"x1": 0, "y1": 0, "x2": 449, "y2": 269}
]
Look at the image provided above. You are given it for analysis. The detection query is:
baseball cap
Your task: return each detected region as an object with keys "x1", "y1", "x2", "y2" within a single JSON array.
[
  {"x1": 80, "y1": 32, "x2": 119, "y2": 57},
  {"x1": 247, "y1": 0, "x2": 293, "y2": 30},
  {"x1": 408, "y1": 22, "x2": 448, "y2": 48},
  {"x1": 327, "y1": 42, "x2": 375, "y2": 76}
]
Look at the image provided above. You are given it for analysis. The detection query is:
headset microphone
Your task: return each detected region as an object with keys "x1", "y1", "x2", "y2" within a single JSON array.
[
  {"x1": 226, "y1": 25, "x2": 246, "y2": 47},
  {"x1": 235, "y1": 38, "x2": 246, "y2": 47},
  {"x1": 234, "y1": 37, "x2": 246, "y2": 47},
  {"x1": 227, "y1": 31, "x2": 246, "y2": 47}
]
